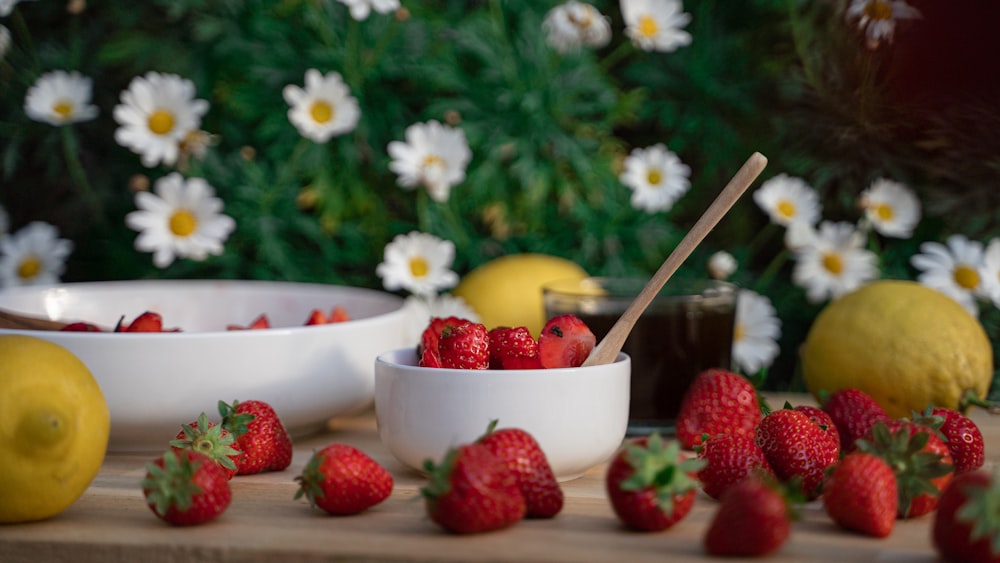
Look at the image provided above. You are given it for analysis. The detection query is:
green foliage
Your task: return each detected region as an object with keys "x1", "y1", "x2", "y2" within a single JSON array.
[{"x1": 2, "y1": 0, "x2": 999, "y2": 391}]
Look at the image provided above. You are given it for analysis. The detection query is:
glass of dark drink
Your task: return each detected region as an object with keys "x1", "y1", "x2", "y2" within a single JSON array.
[{"x1": 542, "y1": 277, "x2": 737, "y2": 436}]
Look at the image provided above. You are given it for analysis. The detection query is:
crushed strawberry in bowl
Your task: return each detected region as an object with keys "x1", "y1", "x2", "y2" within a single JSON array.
[
  {"x1": 374, "y1": 314, "x2": 630, "y2": 482},
  {"x1": 0, "y1": 279, "x2": 409, "y2": 451}
]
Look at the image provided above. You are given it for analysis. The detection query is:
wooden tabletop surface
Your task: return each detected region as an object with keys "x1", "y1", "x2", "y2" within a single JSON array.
[{"x1": 1, "y1": 393, "x2": 992, "y2": 562}]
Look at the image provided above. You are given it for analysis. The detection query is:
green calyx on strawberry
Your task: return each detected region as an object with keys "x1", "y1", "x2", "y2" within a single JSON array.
[
  {"x1": 933, "y1": 470, "x2": 1000, "y2": 561},
  {"x1": 219, "y1": 399, "x2": 294, "y2": 475},
  {"x1": 911, "y1": 404, "x2": 986, "y2": 475},
  {"x1": 142, "y1": 449, "x2": 232, "y2": 526},
  {"x1": 606, "y1": 433, "x2": 706, "y2": 531},
  {"x1": 169, "y1": 412, "x2": 242, "y2": 479},
  {"x1": 855, "y1": 420, "x2": 954, "y2": 519}
]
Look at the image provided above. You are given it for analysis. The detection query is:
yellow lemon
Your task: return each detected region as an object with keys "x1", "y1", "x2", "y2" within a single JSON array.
[
  {"x1": 0, "y1": 335, "x2": 110, "y2": 523},
  {"x1": 800, "y1": 280, "x2": 994, "y2": 418},
  {"x1": 453, "y1": 253, "x2": 588, "y2": 337}
]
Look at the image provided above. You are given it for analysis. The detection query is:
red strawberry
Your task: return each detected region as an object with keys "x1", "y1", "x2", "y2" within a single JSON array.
[
  {"x1": 294, "y1": 443, "x2": 393, "y2": 515},
  {"x1": 119, "y1": 311, "x2": 165, "y2": 332},
  {"x1": 755, "y1": 406, "x2": 840, "y2": 500},
  {"x1": 856, "y1": 419, "x2": 954, "y2": 518},
  {"x1": 219, "y1": 399, "x2": 293, "y2": 475},
  {"x1": 477, "y1": 422, "x2": 563, "y2": 518},
  {"x1": 304, "y1": 308, "x2": 328, "y2": 325},
  {"x1": 488, "y1": 326, "x2": 542, "y2": 370},
  {"x1": 328, "y1": 306, "x2": 350, "y2": 323},
  {"x1": 60, "y1": 322, "x2": 102, "y2": 332},
  {"x1": 420, "y1": 442, "x2": 526, "y2": 534},
  {"x1": 695, "y1": 431, "x2": 774, "y2": 500},
  {"x1": 537, "y1": 314, "x2": 596, "y2": 368},
  {"x1": 914, "y1": 406, "x2": 985, "y2": 475},
  {"x1": 822, "y1": 452, "x2": 898, "y2": 537},
  {"x1": 142, "y1": 449, "x2": 232, "y2": 526},
  {"x1": 418, "y1": 316, "x2": 466, "y2": 358},
  {"x1": 794, "y1": 404, "x2": 840, "y2": 448},
  {"x1": 170, "y1": 412, "x2": 242, "y2": 480},
  {"x1": 675, "y1": 369, "x2": 762, "y2": 450},
  {"x1": 227, "y1": 314, "x2": 270, "y2": 330},
  {"x1": 704, "y1": 475, "x2": 793, "y2": 557},
  {"x1": 820, "y1": 388, "x2": 889, "y2": 452},
  {"x1": 605, "y1": 433, "x2": 705, "y2": 532},
  {"x1": 437, "y1": 320, "x2": 490, "y2": 370},
  {"x1": 419, "y1": 345, "x2": 443, "y2": 368},
  {"x1": 933, "y1": 470, "x2": 1000, "y2": 562}
]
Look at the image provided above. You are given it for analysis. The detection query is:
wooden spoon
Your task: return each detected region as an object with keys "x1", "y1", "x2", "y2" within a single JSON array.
[
  {"x1": 0, "y1": 308, "x2": 71, "y2": 331},
  {"x1": 582, "y1": 152, "x2": 768, "y2": 367}
]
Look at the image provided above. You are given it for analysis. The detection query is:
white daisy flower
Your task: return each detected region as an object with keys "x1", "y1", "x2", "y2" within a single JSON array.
[
  {"x1": 23, "y1": 70, "x2": 99, "y2": 126},
  {"x1": 858, "y1": 177, "x2": 921, "y2": 239},
  {"x1": 125, "y1": 172, "x2": 236, "y2": 268},
  {"x1": 543, "y1": 1, "x2": 612, "y2": 53},
  {"x1": 0, "y1": 25, "x2": 10, "y2": 61},
  {"x1": 335, "y1": 0, "x2": 399, "y2": 21},
  {"x1": 910, "y1": 234, "x2": 985, "y2": 316},
  {"x1": 401, "y1": 293, "x2": 481, "y2": 347},
  {"x1": 113, "y1": 72, "x2": 210, "y2": 168},
  {"x1": 0, "y1": 0, "x2": 35, "y2": 17},
  {"x1": 753, "y1": 173, "x2": 822, "y2": 227},
  {"x1": 0, "y1": 222, "x2": 73, "y2": 288},
  {"x1": 375, "y1": 231, "x2": 459, "y2": 297},
  {"x1": 792, "y1": 221, "x2": 879, "y2": 303},
  {"x1": 979, "y1": 238, "x2": 1000, "y2": 310},
  {"x1": 282, "y1": 69, "x2": 360, "y2": 143},
  {"x1": 732, "y1": 289, "x2": 781, "y2": 375},
  {"x1": 387, "y1": 120, "x2": 472, "y2": 203},
  {"x1": 619, "y1": 143, "x2": 691, "y2": 213},
  {"x1": 845, "y1": 0, "x2": 921, "y2": 50},
  {"x1": 620, "y1": 0, "x2": 692, "y2": 53},
  {"x1": 707, "y1": 250, "x2": 737, "y2": 280}
]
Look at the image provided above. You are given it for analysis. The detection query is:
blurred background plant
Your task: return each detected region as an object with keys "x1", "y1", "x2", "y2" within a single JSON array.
[{"x1": 1, "y1": 0, "x2": 998, "y2": 392}]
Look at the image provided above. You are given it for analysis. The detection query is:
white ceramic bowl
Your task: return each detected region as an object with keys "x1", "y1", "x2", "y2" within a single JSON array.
[
  {"x1": 0, "y1": 279, "x2": 408, "y2": 451},
  {"x1": 374, "y1": 348, "x2": 630, "y2": 481}
]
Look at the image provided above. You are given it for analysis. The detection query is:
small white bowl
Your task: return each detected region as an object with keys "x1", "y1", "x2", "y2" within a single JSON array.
[
  {"x1": 0, "y1": 279, "x2": 409, "y2": 451},
  {"x1": 374, "y1": 348, "x2": 630, "y2": 481}
]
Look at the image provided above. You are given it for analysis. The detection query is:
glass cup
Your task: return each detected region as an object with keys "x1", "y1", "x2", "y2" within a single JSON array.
[{"x1": 542, "y1": 277, "x2": 737, "y2": 436}]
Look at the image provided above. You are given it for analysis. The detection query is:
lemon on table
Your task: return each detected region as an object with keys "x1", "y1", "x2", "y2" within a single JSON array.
[
  {"x1": 0, "y1": 335, "x2": 110, "y2": 523},
  {"x1": 800, "y1": 280, "x2": 994, "y2": 419},
  {"x1": 453, "y1": 253, "x2": 588, "y2": 337}
]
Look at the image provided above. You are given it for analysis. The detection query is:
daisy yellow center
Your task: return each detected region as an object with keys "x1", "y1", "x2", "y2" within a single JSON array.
[
  {"x1": 953, "y1": 265, "x2": 980, "y2": 290},
  {"x1": 169, "y1": 209, "x2": 198, "y2": 237},
  {"x1": 409, "y1": 257, "x2": 429, "y2": 278},
  {"x1": 646, "y1": 169, "x2": 663, "y2": 186},
  {"x1": 52, "y1": 99, "x2": 74, "y2": 119},
  {"x1": 822, "y1": 252, "x2": 844, "y2": 275},
  {"x1": 569, "y1": 10, "x2": 593, "y2": 29},
  {"x1": 423, "y1": 154, "x2": 445, "y2": 168},
  {"x1": 776, "y1": 199, "x2": 797, "y2": 219},
  {"x1": 733, "y1": 323, "x2": 746, "y2": 343},
  {"x1": 637, "y1": 14, "x2": 659, "y2": 38},
  {"x1": 310, "y1": 100, "x2": 334, "y2": 124},
  {"x1": 148, "y1": 110, "x2": 176, "y2": 136},
  {"x1": 865, "y1": 0, "x2": 893, "y2": 21},
  {"x1": 17, "y1": 256, "x2": 41, "y2": 280},
  {"x1": 875, "y1": 203, "x2": 894, "y2": 221}
]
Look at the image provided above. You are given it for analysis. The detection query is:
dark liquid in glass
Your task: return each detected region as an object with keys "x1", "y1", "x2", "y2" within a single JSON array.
[{"x1": 572, "y1": 303, "x2": 735, "y2": 432}]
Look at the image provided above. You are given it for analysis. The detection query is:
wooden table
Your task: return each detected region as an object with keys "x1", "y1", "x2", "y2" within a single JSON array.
[{"x1": 1, "y1": 394, "x2": 992, "y2": 562}]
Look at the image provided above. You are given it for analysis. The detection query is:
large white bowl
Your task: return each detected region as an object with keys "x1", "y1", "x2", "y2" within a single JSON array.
[
  {"x1": 0, "y1": 279, "x2": 408, "y2": 451},
  {"x1": 374, "y1": 348, "x2": 630, "y2": 481}
]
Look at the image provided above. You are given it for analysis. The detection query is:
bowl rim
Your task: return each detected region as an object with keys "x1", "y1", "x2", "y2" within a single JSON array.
[{"x1": 376, "y1": 347, "x2": 630, "y2": 375}]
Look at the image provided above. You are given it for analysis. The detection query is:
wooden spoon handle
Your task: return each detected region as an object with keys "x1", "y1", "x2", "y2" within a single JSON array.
[
  {"x1": 0, "y1": 308, "x2": 70, "y2": 331},
  {"x1": 582, "y1": 152, "x2": 768, "y2": 367}
]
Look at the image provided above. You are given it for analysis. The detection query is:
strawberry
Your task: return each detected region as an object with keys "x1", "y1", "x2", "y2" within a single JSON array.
[
  {"x1": 914, "y1": 406, "x2": 985, "y2": 475},
  {"x1": 227, "y1": 314, "x2": 270, "y2": 330},
  {"x1": 537, "y1": 314, "x2": 596, "y2": 368},
  {"x1": 477, "y1": 422, "x2": 563, "y2": 518},
  {"x1": 605, "y1": 433, "x2": 705, "y2": 532},
  {"x1": 219, "y1": 399, "x2": 293, "y2": 475},
  {"x1": 420, "y1": 442, "x2": 526, "y2": 534},
  {"x1": 820, "y1": 388, "x2": 889, "y2": 452},
  {"x1": 328, "y1": 306, "x2": 350, "y2": 323},
  {"x1": 822, "y1": 452, "x2": 897, "y2": 537},
  {"x1": 675, "y1": 369, "x2": 762, "y2": 450},
  {"x1": 60, "y1": 322, "x2": 102, "y2": 332},
  {"x1": 933, "y1": 470, "x2": 1000, "y2": 563},
  {"x1": 118, "y1": 311, "x2": 165, "y2": 332},
  {"x1": 695, "y1": 431, "x2": 774, "y2": 500},
  {"x1": 294, "y1": 443, "x2": 393, "y2": 515},
  {"x1": 856, "y1": 419, "x2": 954, "y2": 519},
  {"x1": 488, "y1": 326, "x2": 542, "y2": 370},
  {"x1": 703, "y1": 475, "x2": 793, "y2": 557},
  {"x1": 142, "y1": 449, "x2": 232, "y2": 526},
  {"x1": 304, "y1": 308, "x2": 328, "y2": 325},
  {"x1": 755, "y1": 406, "x2": 839, "y2": 500},
  {"x1": 169, "y1": 412, "x2": 242, "y2": 480},
  {"x1": 437, "y1": 320, "x2": 490, "y2": 370},
  {"x1": 794, "y1": 404, "x2": 840, "y2": 448},
  {"x1": 418, "y1": 316, "x2": 466, "y2": 358}
]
